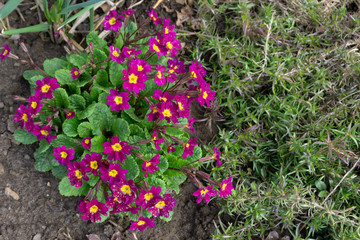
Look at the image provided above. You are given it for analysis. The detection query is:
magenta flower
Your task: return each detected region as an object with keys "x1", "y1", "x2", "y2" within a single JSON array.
[
  {"x1": 53, "y1": 146, "x2": 75, "y2": 166},
  {"x1": 167, "y1": 59, "x2": 186, "y2": 83},
  {"x1": 135, "y1": 186, "x2": 161, "y2": 209},
  {"x1": 142, "y1": 154, "x2": 160, "y2": 178},
  {"x1": 122, "y1": 68, "x2": 146, "y2": 93},
  {"x1": 14, "y1": 104, "x2": 34, "y2": 131},
  {"x1": 152, "y1": 130, "x2": 163, "y2": 151},
  {"x1": 130, "y1": 217, "x2": 155, "y2": 231},
  {"x1": 148, "y1": 194, "x2": 176, "y2": 218},
  {"x1": 34, "y1": 77, "x2": 60, "y2": 99},
  {"x1": 82, "y1": 152, "x2": 103, "y2": 176},
  {"x1": 106, "y1": 89, "x2": 130, "y2": 112},
  {"x1": 81, "y1": 199, "x2": 108, "y2": 223},
  {"x1": 78, "y1": 199, "x2": 89, "y2": 213},
  {"x1": 159, "y1": 101, "x2": 179, "y2": 123},
  {"x1": 81, "y1": 137, "x2": 91, "y2": 150},
  {"x1": 99, "y1": 163, "x2": 127, "y2": 185},
  {"x1": 147, "y1": 103, "x2": 161, "y2": 122},
  {"x1": 163, "y1": 19, "x2": 176, "y2": 39},
  {"x1": 130, "y1": 58, "x2": 151, "y2": 75},
  {"x1": 193, "y1": 185, "x2": 217, "y2": 204},
  {"x1": 165, "y1": 37, "x2": 181, "y2": 57},
  {"x1": 110, "y1": 179, "x2": 137, "y2": 205},
  {"x1": 33, "y1": 125, "x2": 57, "y2": 143},
  {"x1": 189, "y1": 60, "x2": 207, "y2": 85},
  {"x1": 102, "y1": 135, "x2": 132, "y2": 163},
  {"x1": 175, "y1": 95, "x2": 190, "y2": 119},
  {"x1": 103, "y1": 10, "x2": 124, "y2": 31},
  {"x1": 186, "y1": 117, "x2": 196, "y2": 134},
  {"x1": 213, "y1": 147, "x2": 221, "y2": 167},
  {"x1": 167, "y1": 143, "x2": 177, "y2": 153},
  {"x1": 71, "y1": 68, "x2": 80, "y2": 79},
  {"x1": 149, "y1": 35, "x2": 167, "y2": 58},
  {"x1": 148, "y1": 8, "x2": 162, "y2": 25},
  {"x1": 197, "y1": 83, "x2": 216, "y2": 108},
  {"x1": 122, "y1": 46, "x2": 141, "y2": 58},
  {"x1": 154, "y1": 64, "x2": 166, "y2": 86},
  {"x1": 109, "y1": 46, "x2": 125, "y2": 64},
  {"x1": 219, "y1": 176, "x2": 233, "y2": 198},
  {"x1": 152, "y1": 90, "x2": 174, "y2": 103},
  {"x1": 112, "y1": 203, "x2": 139, "y2": 214},
  {"x1": 67, "y1": 161, "x2": 89, "y2": 188},
  {"x1": 182, "y1": 137, "x2": 197, "y2": 159},
  {"x1": 65, "y1": 111, "x2": 75, "y2": 119},
  {"x1": 1, "y1": 44, "x2": 11, "y2": 61},
  {"x1": 27, "y1": 96, "x2": 42, "y2": 115}
]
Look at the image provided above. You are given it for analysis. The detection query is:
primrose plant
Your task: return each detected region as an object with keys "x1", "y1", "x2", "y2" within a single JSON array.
[{"x1": 2, "y1": 8, "x2": 233, "y2": 230}]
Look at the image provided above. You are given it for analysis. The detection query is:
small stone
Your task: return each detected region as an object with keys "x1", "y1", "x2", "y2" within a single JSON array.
[
  {"x1": 47, "y1": 182, "x2": 51, "y2": 187},
  {"x1": 281, "y1": 237, "x2": 290, "y2": 240},
  {"x1": 268, "y1": 231, "x2": 279, "y2": 240},
  {"x1": 0, "y1": 163, "x2": 5, "y2": 175},
  {"x1": 33, "y1": 233, "x2": 42, "y2": 240},
  {"x1": 9, "y1": 106, "x2": 13, "y2": 113},
  {"x1": 0, "y1": 102, "x2": 4, "y2": 108},
  {"x1": 24, "y1": 154, "x2": 30, "y2": 160},
  {"x1": 5, "y1": 187, "x2": 20, "y2": 200}
]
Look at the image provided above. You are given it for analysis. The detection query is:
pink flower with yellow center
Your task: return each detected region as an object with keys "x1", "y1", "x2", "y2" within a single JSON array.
[
  {"x1": 130, "y1": 217, "x2": 155, "y2": 231},
  {"x1": 197, "y1": 83, "x2": 216, "y2": 108},
  {"x1": 109, "y1": 45, "x2": 125, "y2": 64},
  {"x1": 146, "y1": 103, "x2": 161, "y2": 122},
  {"x1": 159, "y1": 101, "x2": 179, "y2": 123},
  {"x1": 67, "y1": 161, "x2": 89, "y2": 188},
  {"x1": 148, "y1": 8, "x2": 162, "y2": 25},
  {"x1": 102, "y1": 135, "x2": 132, "y2": 163},
  {"x1": 14, "y1": 104, "x2": 34, "y2": 131},
  {"x1": 122, "y1": 68, "x2": 146, "y2": 93},
  {"x1": 175, "y1": 95, "x2": 190, "y2": 119},
  {"x1": 111, "y1": 202, "x2": 139, "y2": 214},
  {"x1": 34, "y1": 77, "x2": 60, "y2": 99},
  {"x1": 26, "y1": 96, "x2": 42, "y2": 115},
  {"x1": 1, "y1": 44, "x2": 11, "y2": 61},
  {"x1": 81, "y1": 137, "x2": 91, "y2": 150},
  {"x1": 106, "y1": 89, "x2": 130, "y2": 112},
  {"x1": 193, "y1": 185, "x2": 217, "y2": 204},
  {"x1": 154, "y1": 64, "x2": 166, "y2": 86},
  {"x1": 167, "y1": 59, "x2": 186, "y2": 83},
  {"x1": 167, "y1": 143, "x2": 177, "y2": 153},
  {"x1": 213, "y1": 147, "x2": 221, "y2": 167},
  {"x1": 122, "y1": 46, "x2": 141, "y2": 58},
  {"x1": 152, "y1": 130, "x2": 163, "y2": 151},
  {"x1": 65, "y1": 111, "x2": 75, "y2": 119},
  {"x1": 32, "y1": 125, "x2": 57, "y2": 144},
  {"x1": 189, "y1": 60, "x2": 207, "y2": 85},
  {"x1": 163, "y1": 19, "x2": 176, "y2": 39},
  {"x1": 81, "y1": 199, "x2": 108, "y2": 223},
  {"x1": 103, "y1": 10, "x2": 124, "y2": 31},
  {"x1": 152, "y1": 90, "x2": 174, "y2": 103},
  {"x1": 130, "y1": 58, "x2": 151, "y2": 75},
  {"x1": 71, "y1": 67, "x2": 80, "y2": 79},
  {"x1": 135, "y1": 186, "x2": 161, "y2": 209},
  {"x1": 99, "y1": 163, "x2": 127, "y2": 185},
  {"x1": 142, "y1": 154, "x2": 160, "y2": 177},
  {"x1": 82, "y1": 152, "x2": 103, "y2": 176},
  {"x1": 182, "y1": 137, "x2": 197, "y2": 159},
  {"x1": 148, "y1": 194, "x2": 176, "y2": 218},
  {"x1": 219, "y1": 176, "x2": 234, "y2": 198},
  {"x1": 110, "y1": 179, "x2": 137, "y2": 205},
  {"x1": 149, "y1": 35, "x2": 167, "y2": 58},
  {"x1": 53, "y1": 146, "x2": 75, "y2": 166},
  {"x1": 185, "y1": 117, "x2": 196, "y2": 134}
]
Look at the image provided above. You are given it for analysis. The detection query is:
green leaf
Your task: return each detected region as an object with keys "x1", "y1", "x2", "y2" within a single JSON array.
[
  {"x1": 77, "y1": 102, "x2": 96, "y2": 120},
  {"x1": 88, "y1": 175, "x2": 100, "y2": 187},
  {"x1": 89, "y1": 87, "x2": 101, "y2": 103},
  {"x1": 129, "y1": 124, "x2": 145, "y2": 137},
  {"x1": 0, "y1": 0, "x2": 22, "y2": 20},
  {"x1": 69, "y1": 94, "x2": 86, "y2": 111},
  {"x1": 162, "y1": 175, "x2": 186, "y2": 193},
  {"x1": 158, "y1": 155, "x2": 168, "y2": 174},
  {"x1": 166, "y1": 154, "x2": 189, "y2": 169},
  {"x1": 34, "y1": 148, "x2": 56, "y2": 172},
  {"x1": 28, "y1": 75, "x2": 44, "y2": 94},
  {"x1": 23, "y1": 70, "x2": 45, "y2": 81},
  {"x1": 60, "y1": 0, "x2": 105, "y2": 14},
  {"x1": 43, "y1": 58, "x2": 68, "y2": 77},
  {"x1": 2, "y1": 23, "x2": 50, "y2": 35},
  {"x1": 91, "y1": 134, "x2": 106, "y2": 153},
  {"x1": 186, "y1": 146, "x2": 202, "y2": 163},
  {"x1": 94, "y1": 69, "x2": 111, "y2": 92},
  {"x1": 160, "y1": 210, "x2": 174, "y2": 222},
  {"x1": 125, "y1": 21, "x2": 137, "y2": 35},
  {"x1": 38, "y1": 139, "x2": 51, "y2": 153},
  {"x1": 58, "y1": 4, "x2": 98, "y2": 30},
  {"x1": 51, "y1": 134, "x2": 77, "y2": 148},
  {"x1": 315, "y1": 180, "x2": 327, "y2": 191},
  {"x1": 109, "y1": 61, "x2": 124, "y2": 88},
  {"x1": 63, "y1": 117, "x2": 80, "y2": 137},
  {"x1": 146, "y1": 177, "x2": 166, "y2": 194},
  {"x1": 93, "y1": 48, "x2": 107, "y2": 65},
  {"x1": 111, "y1": 118, "x2": 130, "y2": 141},
  {"x1": 52, "y1": 165, "x2": 68, "y2": 179},
  {"x1": 86, "y1": 31, "x2": 108, "y2": 51},
  {"x1": 166, "y1": 127, "x2": 184, "y2": 137},
  {"x1": 89, "y1": 103, "x2": 112, "y2": 135},
  {"x1": 14, "y1": 129, "x2": 37, "y2": 145},
  {"x1": 319, "y1": 190, "x2": 329, "y2": 198},
  {"x1": 124, "y1": 156, "x2": 139, "y2": 180},
  {"x1": 123, "y1": 107, "x2": 141, "y2": 123},
  {"x1": 77, "y1": 122, "x2": 92, "y2": 138},
  {"x1": 163, "y1": 169, "x2": 185, "y2": 178},
  {"x1": 69, "y1": 53, "x2": 88, "y2": 68},
  {"x1": 54, "y1": 88, "x2": 70, "y2": 109},
  {"x1": 58, "y1": 177, "x2": 89, "y2": 197},
  {"x1": 55, "y1": 69, "x2": 74, "y2": 85}
]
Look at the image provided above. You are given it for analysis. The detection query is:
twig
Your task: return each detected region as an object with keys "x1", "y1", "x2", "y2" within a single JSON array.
[
  {"x1": 129, "y1": 0, "x2": 145, "y2": 9},
  {"x1": 153, "y1": 0, "x2": 165, "y2": 9},
  {"x1": 262, "y1": 12, "x2": 274, "y2": 71}
]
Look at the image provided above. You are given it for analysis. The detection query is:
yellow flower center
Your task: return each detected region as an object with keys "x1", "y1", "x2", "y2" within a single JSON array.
[
  {"x1": 112, "y1": 143, "x2": 122, "y2": 152},
  {"x1": 137, "y1": 65, "x2": 144, "y2": 71},
  {"x1": 112, "y1": 50, "x2": 119, "y2": 57},
  {"x1": 67, "y1": 112, "x2": 72, "y2": 117},
  {"x1": 84, "y1": 139, "x2": 90, "y2": 144},
  {"x1": 127, "y1": 51, "x2": 132, "y2": 55},
  {"x1": 192, "y1": 71, "x2": 197, "y2": 79},
  {"x1": 163, "y1": 109, "x2": 172, "y2": 117},
  {"x1": 186, "y1": 143, "x2": 190, "y2": 148},
  {"x1": 178, "y1": 102, "x2": 184, "y2": 110},
  {"x1": 109, "y1": 169, "x2": 118, "y2": 177},
  {"x1": 153, "y1": 107, "x2": 158, "y2": 113},
  {"x1": 169, "y1": 69, "x2": 174, "y2": 74},
  {"x1": 153, "y1": 44, "x2": 160, "y2": 52},
  {"x1": 160, "y1": 97, "x2": 167, "y2": 102},
  {"x1": 200, "y1": 189, "x2": 208, "y2": 196},
  {"x1": 138, "y1": 220, "x2": 145, "y2": 226},
  {"x1": 121, "y1": 185, "x2": 131, "y2": 195},
  {"x1": 157, "y1": 71, "x2": 162, "y2": 79},
  {"x1": 145, "y1": 162, "x2": 151, "y2": 167},
  {"x1": 222, "y1": 183, "x2": 227, "y2": 191},
  {"x1": 129, "y1": 73, "x2": 138, "y2": 84},
  {"x1": 74, "y1": 71, "x2": 79, "y2": 76},
  {"x1": 166, "y1": 41, "x2": 173, "y2": 49},
  {"x1": 75, "y1": 170, "x2": 82, "y2": 179},
  {"x1": 22, "y1": 113, "x2": 28, "y2": 122},
  {"x1": 41, "y1": 130, "x2": 49, "y2": 136},
  {"x1": 31, "y1": 101, "x2": 37, "y2": 109},
  {"x1": 90, "y1": 205, "x2": 98, "y2": 213},
  {"x1": 144, "y1": 193, "x2": 153, "y2": 201},
  {"x1": 90, "y1": 161, "x2": 98, "y2": 170},
  {"x1": 165, "y1": 27, "x2": 169, "y2": 34},
  {"x1": 155, "y1": 201, "x2": 166, "y2": 209},
  {"x1": 3, "y1": 49, "x2": 8, "y2": 55},
  {"x1": 109, "y1": 17, "x2": 116, "y2": 25},
  {"x1": 203, "y1": 91, "x2": 208, "y2": 99},
  {"x1": 60, "y1": 151, "x2": 68, "y2": 159},
  {"x1": 41, "y1": 84, "x2": 50, "y2": 93},
  {"x1": 114, "y1": 96, "x2": 123, "y2": 105}
]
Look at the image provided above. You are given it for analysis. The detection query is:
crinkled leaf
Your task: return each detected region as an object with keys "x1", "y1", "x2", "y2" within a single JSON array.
[
  {"x1": 58, "y1": 177, "x2": 89, "y2": 196},
  {"x1": 89, "y1": 87, "x2": 101, "y2": 104},
  {"x1": 86, "y1": 31, "x2": 108, "y2": 51},
  {"x1": 111, "y1": 118, "x2": 130, "y2": 141},
  {"x1": 29, "y1": 75, "x2": 44, "y2": 95},
  {"x1": 51, "y1": 134, "x2": 77, "y2": 148},
  {"x1": 14, "y1": 129, "x2": 37, "y2": 145},
  {"x1": 123, "y1": 107, "x2": 141, "y2": 123},
  {"x1": 89, "y1": 103, "x2": 112, "y2": 135},
  {"x1": 69, "y1": 94, "x2": 86, "y2": 112},
  {"x1": 91, "y1": 134, "x2": 106, "y2": 153},
  {"x1": 63, "y1": 117, "x2": 80, "y2": 137},
  {"x1": 77, "y1": 102, "x2": 96, "y2": 120},
  {"x1": 94, "y1": 69, "x2": 111, "y2": 92},
  {"x1": 38, "y1": 139, "x2": 51, "y2": 153},
  {"x1": 77, "y1": 122, "x2": 92, "y2": 138},
  {"x1": 54, "y1": 88, "x2": 70, "y2": 109},
  {"x1": 109, "y1": 62, "x2": 124, "y2": 88},
  {"x1": 88, "y1": 175, "x2": 100, "y2": 187},
  {"x1": 186, "y1": 145, "x2": 202, "y2": 163},
  {"x1": 69, "y1": 53, "x2": 88, "y2": 68},
  {"x1": 129, "y1": 124, "x2": 145, "y2": 138},
  {"x1": 43, "y1": 58, "x2": 68, "y2": 77},
  {"x1": 55, "y1": 69, "x2": 74, "y2": 85},
  {"x1": 34, "y1": 148, "x2": 56, "y2": 172},
  {"x1": 51, "y1": 165, "x2": 68, "y2": 179},
  {"x1": 146, "y1": 177, "x2": 166, "y2": 194},
  {"x1": 123, "y1": 156, "x2": 139, "y2": 180}
]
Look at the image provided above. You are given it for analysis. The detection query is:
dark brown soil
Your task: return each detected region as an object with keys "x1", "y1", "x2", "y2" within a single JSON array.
[{"x1": 0, "y1": 1, "x2": 222, "y2": 239}]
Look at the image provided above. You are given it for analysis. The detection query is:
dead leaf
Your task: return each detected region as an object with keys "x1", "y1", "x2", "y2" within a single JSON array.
[
  {"x1": 176, "y1": 6, "x2": 194, "y2": 27},
  {"x1": 87, "y1": 234, "x2": 101, "y2": 240},
  {"x1": 163, "y1": 5, "x2": 174, "y2": 13}
]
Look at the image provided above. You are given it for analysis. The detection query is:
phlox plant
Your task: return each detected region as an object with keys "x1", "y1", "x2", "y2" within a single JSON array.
[{"x1": 3, "y1": 8, "x2": 233, "y2": 230}]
